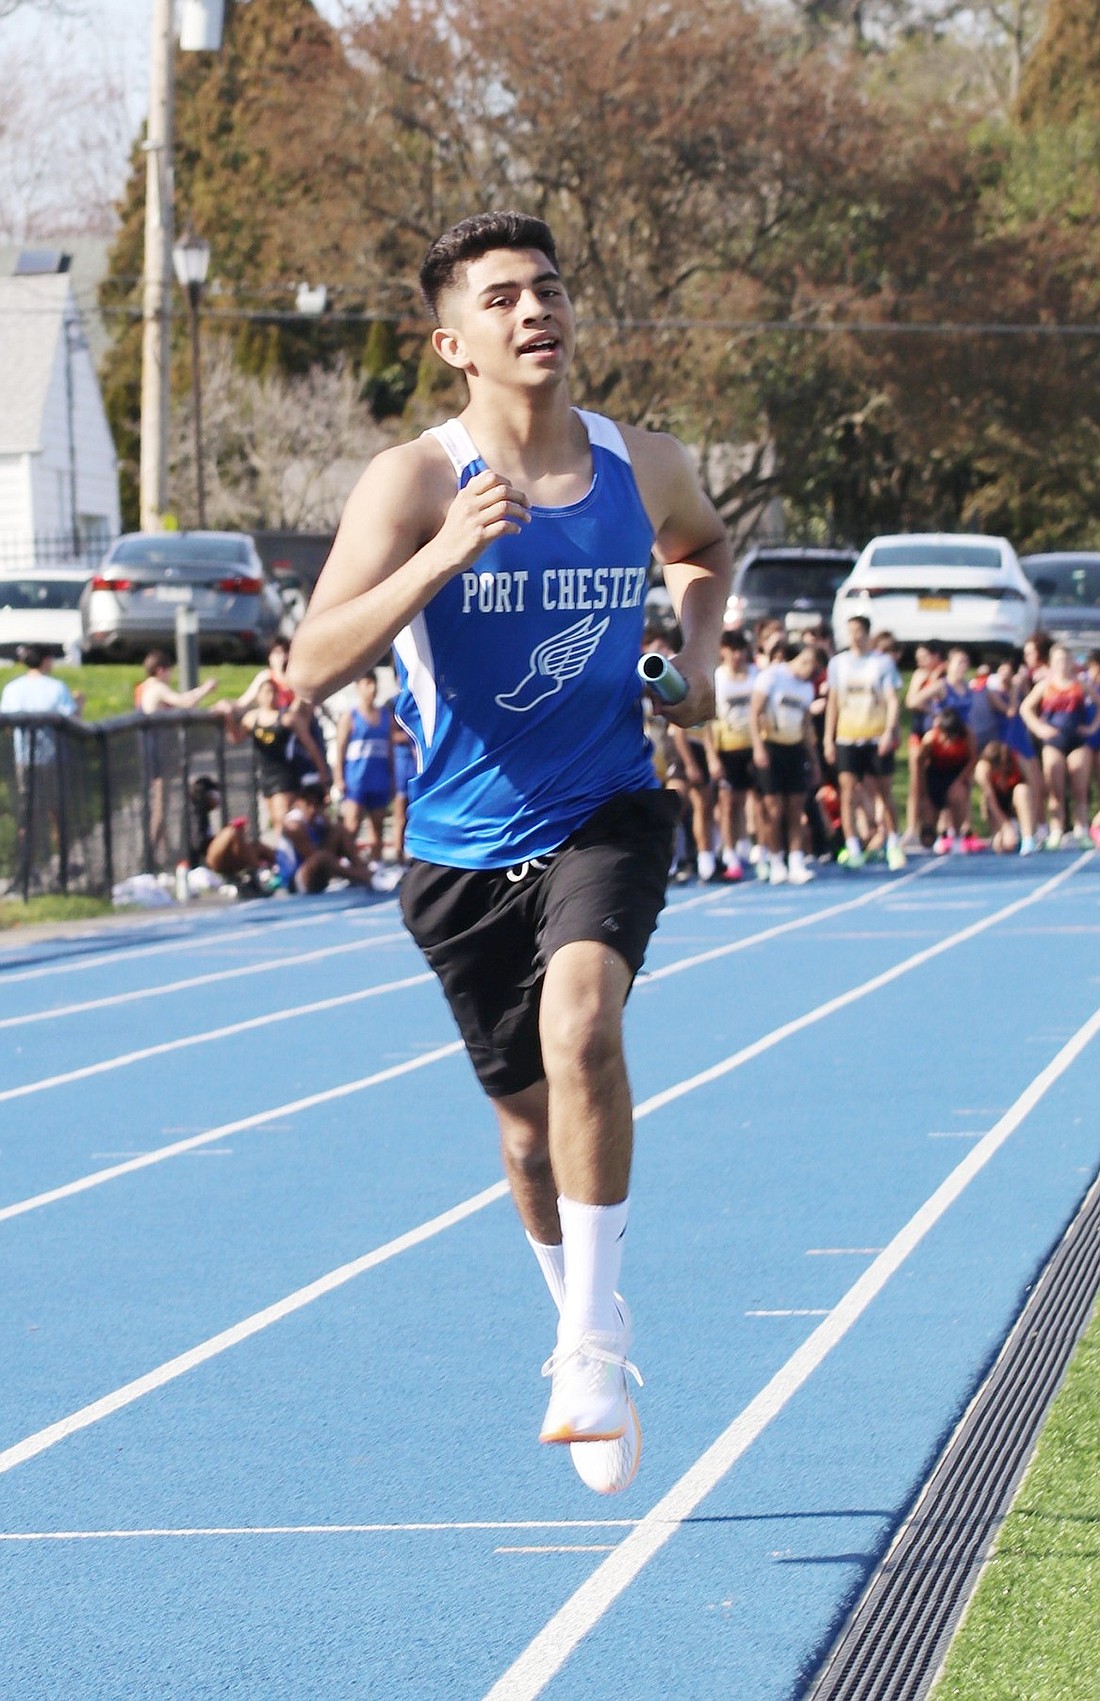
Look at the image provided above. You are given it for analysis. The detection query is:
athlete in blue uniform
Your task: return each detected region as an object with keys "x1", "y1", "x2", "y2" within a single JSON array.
[
  {"x1": 288, "y1": 210, "x2": 730, "y2": 1494},
  {"x1": 335, "y1": 671, "x2": 394, "y2": 864}
]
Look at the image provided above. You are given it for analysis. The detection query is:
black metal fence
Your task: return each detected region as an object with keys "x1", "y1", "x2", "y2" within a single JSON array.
[
  {"x1": 0, "y1": 710, "x2": 264, "y2": 900},
  {"x1": 0, "y1": 531, "x2": 110, "y2": 571}
]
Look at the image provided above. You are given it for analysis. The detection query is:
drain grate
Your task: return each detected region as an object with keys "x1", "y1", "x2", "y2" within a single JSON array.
[{"x1": 805, "y1": 1167, "x2": 1100, "y2": 1701}]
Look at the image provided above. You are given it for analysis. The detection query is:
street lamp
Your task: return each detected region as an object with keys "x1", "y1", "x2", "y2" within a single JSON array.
[{"x1": 172, "y1": 227, "x2": 211, "y2": 528}]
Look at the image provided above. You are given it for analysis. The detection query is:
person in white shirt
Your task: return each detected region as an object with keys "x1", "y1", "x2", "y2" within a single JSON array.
[
  {"x1": 711, "y1": 628, "x2": 757, "y2": 879},
  {"x1": 750, "y1": 638, "x2": 819, "y2": 884},
  {"x1": 0, "y1": 644, "x2": 82, "y2": 759},
  {"x1": 1, "y1": 644, "x2": 84, "y2": 863},
  {"x1": 824, "y1": 615, "x2": 905, "y2": 870}
]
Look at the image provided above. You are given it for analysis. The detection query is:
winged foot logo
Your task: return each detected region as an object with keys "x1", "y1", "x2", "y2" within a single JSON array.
[{"x1": 495, "y1": 614, "x2": 611, "y2": 713}]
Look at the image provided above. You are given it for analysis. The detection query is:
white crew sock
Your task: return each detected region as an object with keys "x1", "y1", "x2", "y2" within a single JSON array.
[
  {"x1": 846, "y1": 835, "x2": 862, "y2": 858},
  {"x1": 525, "y1": 1232, "x2": 565, "y2": 1314},
  {"x1": 558, "y1": 1195, "x2": 628, "y2": 1340}
]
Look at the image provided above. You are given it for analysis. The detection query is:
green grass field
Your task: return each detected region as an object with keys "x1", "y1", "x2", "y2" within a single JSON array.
[
  {"x1": 0, "y1": 894, "x2": 114, "y2": 931},
  {"x1": 0, "y1": 662, "x2": 261, "y2": 723},
  {"x1": 932, "y1": 1296, "x2": 1100, "y2": 1699}
]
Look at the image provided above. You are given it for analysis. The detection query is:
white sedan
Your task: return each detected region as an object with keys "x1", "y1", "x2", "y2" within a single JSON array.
[
  {"x1": 832, "y1": 533, "x2": 1039, "y2": 656},
  {"x1": 0, "y1": 564, "x2": 90, "y2": 662}
]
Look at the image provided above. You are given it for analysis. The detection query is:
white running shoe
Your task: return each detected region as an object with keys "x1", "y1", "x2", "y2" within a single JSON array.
[
  {"x1": 540, "y1": 1313, "x2": 642, "y2": 1447},
  {"x1": 788, "y1": 856, "x2": 815, "y2": 885},
  {"x1": 567, "y1": 1295, "x2": 642, "y2": 1494},
  {"x1": 769, "y1": 857, "x2": 789, "y2": 885},
  {"x1": 570, "y1": 1395, "x2": 642, "y2": 1494},
  {"x1": 696, "y1": 848, "x2": 717, "y2": 882}
]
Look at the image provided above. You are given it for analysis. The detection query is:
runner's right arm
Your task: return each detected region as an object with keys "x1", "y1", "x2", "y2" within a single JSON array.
[{"x1": 287, "y1": 441, "x2": 530, "y2": 704}]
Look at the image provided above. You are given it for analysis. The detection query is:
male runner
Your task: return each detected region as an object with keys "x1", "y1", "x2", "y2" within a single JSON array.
[
  {"x1": 288, "y1": 211, "x2": 730, "y2": 1493},
  {"x1": 824, "y1": 614, "x2": 905, "y2": 870}
]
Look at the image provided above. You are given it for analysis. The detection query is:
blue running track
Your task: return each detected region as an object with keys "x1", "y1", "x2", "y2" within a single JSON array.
[{"x1": 1, "y1": 850, "x2": 1099, "y2": 1699}]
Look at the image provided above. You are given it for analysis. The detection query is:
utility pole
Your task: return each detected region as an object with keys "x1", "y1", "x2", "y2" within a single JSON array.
[{"x1": 139, "y1": 0, "x2": 175, "y2": 533}]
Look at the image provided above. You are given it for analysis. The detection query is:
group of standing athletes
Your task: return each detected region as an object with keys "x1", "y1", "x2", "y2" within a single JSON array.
[{"x1": 647, "y1": 611, "x2": 909, "y2": 887}]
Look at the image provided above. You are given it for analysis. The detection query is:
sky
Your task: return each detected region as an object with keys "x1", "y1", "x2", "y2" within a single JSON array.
[{"x1": 0, "y1": 0, "x2": 344, "y2": 243}]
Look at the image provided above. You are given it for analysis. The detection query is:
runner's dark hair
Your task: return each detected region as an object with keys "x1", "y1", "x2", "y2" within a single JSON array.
[{"x1": 419, "y1": 212, "x2": 559, "y2": 321}]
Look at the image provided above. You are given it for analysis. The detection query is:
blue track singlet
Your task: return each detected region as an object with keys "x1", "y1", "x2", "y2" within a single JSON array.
[
  {"x1": 343, "y1": 705, "x2": 393, "y2": 804},
  {"x1": 392, "y1": 410, "x2": 659, "y2": 868}
]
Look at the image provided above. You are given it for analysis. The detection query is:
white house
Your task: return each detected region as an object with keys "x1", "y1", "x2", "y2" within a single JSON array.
[{"x1": 0, "y1": 261, "x2": 120, "y2": 570}]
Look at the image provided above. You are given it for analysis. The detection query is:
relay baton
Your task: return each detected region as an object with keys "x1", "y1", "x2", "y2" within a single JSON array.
[{"x1": 637, "y1": 652, "x2": 687, "y2": 706}]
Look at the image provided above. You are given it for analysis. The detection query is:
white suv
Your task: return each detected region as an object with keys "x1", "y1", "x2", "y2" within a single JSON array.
[{"x1": 832, "y1": 533, "x2": 1039, "y2": 655}]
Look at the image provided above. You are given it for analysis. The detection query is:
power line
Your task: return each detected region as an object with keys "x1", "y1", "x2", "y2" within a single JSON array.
[{"x1": 4, "y1": 300, "x2": 1100, "y2": 338}]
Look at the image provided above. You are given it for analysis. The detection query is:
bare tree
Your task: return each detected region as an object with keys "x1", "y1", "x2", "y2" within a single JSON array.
[
  {"x1": 0, "y1": 1, "x2": 82, "y2": 18},
  {"x1": 167, "y1": 344, "x2": 392, "y2": 533},
  {"x1": 0, "y1": 32, "x2": 133, "y2": 240}
]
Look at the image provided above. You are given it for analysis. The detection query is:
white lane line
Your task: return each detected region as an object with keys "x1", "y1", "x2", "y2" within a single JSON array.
[
  {"x1": 643, "y1": 864, "x2": 934, "y2": 983},
  {"x1": 0, "y1": 1177, "x2": 509, "y2": 1479},
  {"x1": 928, "y1": 1131, "x2": 986, "y2": 1140},
  {"x1": 0, "y1": 864, "x2": 930, "y2": 1106},
  {"x1": 0, "y1": 970, "x2": 435, "y2": 1106},
  {"x1": 0, "y1": 931, "x2": 412, "y2": 1029},
  {"x1": 632, "y1": 855, "x2": 1089, "y2": 1119},
  {"x1": 1, "y1": 858, "x2": 1084, "y2": 1214},
  {"x1": 805, "y1": 1248, "x2": 883, "y2": 1257},
  {"x1": 0, "y1": 906, "x2": 355, "y2": 985},
  {"x1": 0, "y1": 1520, "x2": 640, "y2": 1542},
  {"x1": 496, "y1": 1546, "x2": 619, "y2": 1555},
  {"x1": 662, "y1": 887, "x2": 732, "y2": 914},
  {"x1": 746, "y1": 1310, "x2": 831, "y2": 1318},
  {"x1": 481, "y1": 996, "x2": 1100, "y2": 1701},
  {"x1": 0, "y1": 1041, "x2": 464, "y2": 1224}
]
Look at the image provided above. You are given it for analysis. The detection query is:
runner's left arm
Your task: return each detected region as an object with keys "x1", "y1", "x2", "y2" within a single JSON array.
[{"x1": 626, "y1": 429, "x2": 731, "y2": 729}]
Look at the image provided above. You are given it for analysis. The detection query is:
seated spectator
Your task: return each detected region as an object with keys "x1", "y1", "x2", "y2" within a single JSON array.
[
  {"x1": 1020, "y1": 642, "x2": 1100, "y2": 847},
  {"x1": 335, "y1": 671, "x2": 394, "y2": 865},
  {"x1": 974, "y1": 741, "x2": 1037, "y2": 855},
  {"x1": 189, "y1": 775, "x2": 280, "y2": 892},
  {"x1": 273, "y1": 782, "x2": 375, "y2": 894},
  {"x1": 916, "y1": 706, "x2": 977, "y2": 852}
]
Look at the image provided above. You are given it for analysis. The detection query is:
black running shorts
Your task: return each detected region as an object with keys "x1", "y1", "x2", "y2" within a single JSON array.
[
  {"x1": 718, "y1": 747, "x2": 756, "y2": 792},
  {"x1": 836, "y1": 742, "x2": 895, "y2": 780},
  {"x1": 399, "y1": 788, "x2": 680, "y2": 1099},
  {"x1": 755, "y1": 741, "x2": 809, "y2": 797}
]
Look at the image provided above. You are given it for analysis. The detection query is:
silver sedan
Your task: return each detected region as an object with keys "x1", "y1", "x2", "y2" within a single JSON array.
[{"x1": 81, "y1": 531, "x2": 293, "y2": 662}]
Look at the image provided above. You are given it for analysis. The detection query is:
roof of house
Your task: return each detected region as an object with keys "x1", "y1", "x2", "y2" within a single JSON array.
[{"x1": 0, "y1": 272, "x2": 75, "y2": 456}]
